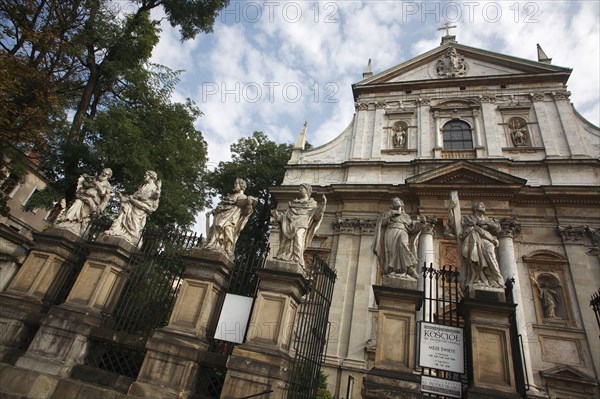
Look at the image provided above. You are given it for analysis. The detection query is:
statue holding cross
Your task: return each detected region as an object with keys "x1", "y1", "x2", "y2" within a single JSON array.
[{"x1": 448, "y1": 192, "x2": 505, "y2": 291}]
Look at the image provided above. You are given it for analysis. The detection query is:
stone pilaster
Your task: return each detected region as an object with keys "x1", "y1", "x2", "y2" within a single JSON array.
[
  {"x1": 0, "y1": 228, "x2": 80, "y2": 351},
  {"x1": 128, "y1": 248, "x2": 233, "y2": 399},
  {"x1": 531, "y1": 94, "x2": 561, "y2": 157},
  {"x1": 459, "y1": 298, "x2": 521, "y2": 399},
  {"x1": 220, "y1": 259, "x2": 308, "y2": 399},
  {"x1": 362, "y1": 282, "x2": 423, "y2": 398},
  {"x1": 417, "y1": 98, "x2": 432, "y2": 158},
  {"x1": 15, "y1": 235, "x2": 135, "y2": 377}
]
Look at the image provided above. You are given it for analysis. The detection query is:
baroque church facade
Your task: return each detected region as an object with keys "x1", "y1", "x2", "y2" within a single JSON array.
[{"x1": 269, "y1": 36, "x2": 599, "y2": 398}]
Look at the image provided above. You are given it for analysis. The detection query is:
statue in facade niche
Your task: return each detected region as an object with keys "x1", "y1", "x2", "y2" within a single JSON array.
[
  {"x1": 392, "y1": 124, "x2": 407, "y2": 149},
  {"x1": 449, "y1": 200, "x2": 504, "y2": 290},
  {"x1": 56, "y1": 168, "x2": 113, "y2": 236},
  {"x1": 104, "y1": 170, "x2": 161, "y2": 247},
  {"x1": 372, "y1": 198, "x2": 423, "y2": 279},
  {"x1": 271, "y1": 183, "x2": 326, "y2": 269},
  {"x1": 204, "y1": 178, "x2": 257, "y2": 257},
  {"x1": 508, "y1": 117, "x2": 528, "y2": 146},
  {"x1": 530, "y1": 275, "x2": 561, "y2": 319}
]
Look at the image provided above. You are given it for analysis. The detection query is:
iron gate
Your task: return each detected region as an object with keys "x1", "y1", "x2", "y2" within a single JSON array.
[
  {"x1": 420, "y1": 264, "x2": 466, "y2": 398},
  {"x1": 194, "y1": 238, "x2": 271, "y2": 399},
  {"x1": 284, "y1": 253, "x2": 337, "y2": 399},
  {"x1": 80, "y1": 227, "x2": 201, "y2": 384}
]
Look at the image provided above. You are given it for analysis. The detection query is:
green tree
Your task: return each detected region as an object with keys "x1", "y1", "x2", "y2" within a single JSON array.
[
  {"x1": 1, "y1": 0, "x2": 229, "y2": 226},
  {"x1": 204, "y1": 132, "x2": 293, "y2": 246}
]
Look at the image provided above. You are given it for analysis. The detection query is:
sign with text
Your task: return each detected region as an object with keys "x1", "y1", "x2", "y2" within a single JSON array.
[
  {"x1": 421, "y1": 376, "x2": 462, "y2": 398},
  {"x1": 419, "y1": 322, "x2": 464, "y2": 373}
]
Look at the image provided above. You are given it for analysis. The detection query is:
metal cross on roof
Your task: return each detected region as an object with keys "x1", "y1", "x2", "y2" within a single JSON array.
[{"x1": 437, "y1": 22, "x2": 457, "y2": 36}]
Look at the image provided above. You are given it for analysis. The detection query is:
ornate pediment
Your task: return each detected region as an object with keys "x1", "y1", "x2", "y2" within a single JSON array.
[
  {"x1": 353, "y1": 42, "x2": 571, "y2": 96},
  {"x1": 407, "y1": 161, "x2": 526, "y2": 186}
]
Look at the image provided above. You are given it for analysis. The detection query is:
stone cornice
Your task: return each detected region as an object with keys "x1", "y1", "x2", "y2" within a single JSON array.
[{"x1": 332, "y1": 217, "x2": 376, "y2": 235}]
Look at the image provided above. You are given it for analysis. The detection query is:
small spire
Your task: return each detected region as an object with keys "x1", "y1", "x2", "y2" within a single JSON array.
[
  {"x1": 537, "y1": 43, "x2": 552, "y2": 64},
  {"x1": 363, "y1": 59, "x2": 373, "y2": 78},
  {"x1": 294, "y1": 121, "x2": 307, "y2": 150}
]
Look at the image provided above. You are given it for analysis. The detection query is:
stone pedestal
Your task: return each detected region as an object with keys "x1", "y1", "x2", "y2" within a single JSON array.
[
  {"x1": 362, "y1": 281, "x2": 423, "y2": 399},
  {"x1": 15, "y1": 235, "x2": 135, "y2": 377},
  {"x1": 220, "y1": 259, "x2": 308, "y2": 399},
  {"x1": 0, "y1": 229, "x2": 80, "y2": 352},
  {"x1": 128, "y1": 248, "x2": 233, "y2": 399},
  {"x1": 459, "y1": 296, "x2": 521, "y2": 399}
]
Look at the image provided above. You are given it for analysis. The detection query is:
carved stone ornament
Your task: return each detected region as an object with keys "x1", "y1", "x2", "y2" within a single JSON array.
[
  {"x1": 507, "y1": 117, "x2": 529, "y2": 147},
  {"x1": 421, "y1": 216, "x2": 438, "y2": 235},
  {"x1": 551, "y1": 91, "x2": 571, "y2": 101},
  {"x1": 479, "y1": 95, "x2": 497, "y2": 103},
  {"x1": 416, "y1": 98, "x2": 431, "y2": 106},
  {"x1": 557, "y1": 225, "x2": 586, "y2": 241},
  {"x1": 529, "y1": 93, "x2": 545, "y2": 102},
  {"x1": 332, "y1": 217, "x2": 376, "y2": 234},
  {"x1": 585, "y1": 226, "x2": 600, "y2": 256},
  {"x1": 499, "y1": 217, "x2": 522, "y2": 238},
  {"x1": 436, "y1": 48, "x2": 468, "y2": 78},
  {"x1": 355, "y1": 102, "x2": 369, "y2": 110}
]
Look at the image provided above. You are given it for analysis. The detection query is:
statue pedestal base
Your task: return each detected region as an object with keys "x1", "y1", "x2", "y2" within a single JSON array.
[
  {"x1": 128, "y1": 248, "x2": 233, "y2": 399},
  {"x1": 220, "y1": 259, "x2": 308, "y2": 399},
  {"x1": 362, "y1": 284, "x2": 423, "y2": 398},
  {"x1": 0, "y1": 229, "x2": 80, "y2": 353},
  {"x1": 459, "y1": 296, "x2": 521, "y2": 399}
]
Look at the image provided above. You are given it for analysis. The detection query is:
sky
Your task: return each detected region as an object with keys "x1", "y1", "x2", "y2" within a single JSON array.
[{"x1": 148, "y1": 0, "x2": 600, "y2": 232}]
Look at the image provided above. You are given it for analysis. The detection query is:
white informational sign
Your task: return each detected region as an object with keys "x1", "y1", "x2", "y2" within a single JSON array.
[
  {"x1": 213, "y1": 294, "x2": 254, "y2": 344},
  {"x1": 421, "y1": 376, "x2": 462, "y2": 398},
  {"x1": 419, "y1": 322, "x2": 464, "y2": 373}
]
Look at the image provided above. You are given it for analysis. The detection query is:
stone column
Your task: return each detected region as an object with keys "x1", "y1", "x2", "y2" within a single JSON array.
[
  {"x1": 0, "y1": 228, "x2": 80, "y2": 350},
  {"x1": 362, "y1": 280, "x2": 423, "y2": 398},
  {"x1": 459, "y1": 298, "x2": 521, "y2": 399},
  {"x1": 370, "y1": 102, "x2": 386, "y2": 159},
  {"x1": 498, "y1": 218, "x2": 542, "y2": 395},
  {"x1": 417, "y1": 217, "x2": 437, "y2": 321},
  {"x1": 129, "y1": 248, "x2": 233, "y2": 399},
  {"x1": 473, "y1": 109, "x2": 485, "y2": 158},
  {"x1": 15, "y1": 234, "x2": 135, "y2": 377},
  {"x1": 480, "y1": 97, "x2": 501, "y2": 157},
  {"x1": 220, "y1": 259, "x2": 308, "y2": 399}
]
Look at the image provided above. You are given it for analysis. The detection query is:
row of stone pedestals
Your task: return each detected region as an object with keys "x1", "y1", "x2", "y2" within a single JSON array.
[
  {"x1": 0, "y1": 227, "x2": 524, "y2": 399},
  {"x1": 0, "y1": 228, "x2": 312, "y2": 399}
]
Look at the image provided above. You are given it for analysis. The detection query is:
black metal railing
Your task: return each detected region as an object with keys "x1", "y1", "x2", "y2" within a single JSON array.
[
  {"x1": 420, "y1": 264, "x2": 466, "y2": 398},
  {"x1": 284, "y1": 253, "x2": 336, "y2": 399},
  {"x1": 82, "y1": 227, "x2": 201, "y2": 381},
  {"x1": 505, "y1": 277, "x2": 528, "y2": 397},
  {"x1": 591, "y1": 289, "x2": 600, "y2": 334}
]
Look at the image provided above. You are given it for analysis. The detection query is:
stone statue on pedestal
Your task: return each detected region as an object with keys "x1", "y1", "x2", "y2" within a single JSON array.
[
  {"x1": 372, "y1": 198, "x2": 423, "y2": 280},
  {"x1": 104, "y1": 170, "x2": 161, "y2": 247},
  {"x1": 55, "y1": 168, "x2": 113, "y2": 236},
  {"x1": 203, "y1": 178, "x2": 257, "y2": 257},
  {"x1": 271, "y1": 183, "x2": 326, "y2": 269},
  {"x1": 448, "y1": 195, "x2": 504, "y2": 290}
]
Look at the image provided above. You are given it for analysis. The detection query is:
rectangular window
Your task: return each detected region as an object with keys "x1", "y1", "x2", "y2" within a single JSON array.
[{"x1": 0, "y1": 174, "x2": 20, "y2": 198}]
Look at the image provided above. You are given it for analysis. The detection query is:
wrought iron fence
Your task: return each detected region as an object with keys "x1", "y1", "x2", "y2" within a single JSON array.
[
  {"x1": 505, "y1": 278, "x2": 528, "y2": 397},
  {"x1": 420, "y1": 264, "x2": 466, "y2": 398},
  {"x1": 82, "y1": 227, "x2": 201, "y2": 380},
  {"x1": 284, "y1": 253, "x2": 337, "y2": 399}
]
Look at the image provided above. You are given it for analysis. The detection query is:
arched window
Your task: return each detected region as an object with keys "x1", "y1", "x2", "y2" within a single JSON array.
[{"x1": 442, "y1": 120, "x2": 473, "y2": 150}]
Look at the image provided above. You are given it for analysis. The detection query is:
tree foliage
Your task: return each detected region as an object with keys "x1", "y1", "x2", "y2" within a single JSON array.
[
  {"x1": 0, "y1": 0, "x2": 229, "y2": 226},
  {"x1": 204, "y1": 132, "x2": 293, "y2": 245}
]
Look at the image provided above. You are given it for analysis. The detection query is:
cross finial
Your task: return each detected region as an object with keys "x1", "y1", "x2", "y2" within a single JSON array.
[{"x1": 437, "y1": 22, "x2": 457, "y2": 36}]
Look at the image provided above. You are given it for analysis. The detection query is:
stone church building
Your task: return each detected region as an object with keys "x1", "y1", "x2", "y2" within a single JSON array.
[{"x1": 270, "y1": 35, "x2": 600, "y2": 398}]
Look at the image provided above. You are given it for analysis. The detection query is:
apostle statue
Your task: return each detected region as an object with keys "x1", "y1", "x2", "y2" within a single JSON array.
[
  {"x1": 56, "y1": 168, "x2": 113, "y2": 236},
  {"x1": 204, "y1": 178, "x2": 257, "y2": 257},
  {"x1": 104, "y1": 170, "x2": 161, "y2": 247},
  {"x1": 271, "y1": 183, "x2": 326, "y2": 269},
  {"x1": 372, "y1": 198, "x2": 423, "y2": 279},
  {"x1": 448, "y1": 199, "x2": 504, "y2": 290}
]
